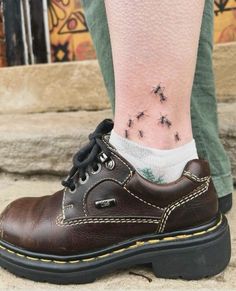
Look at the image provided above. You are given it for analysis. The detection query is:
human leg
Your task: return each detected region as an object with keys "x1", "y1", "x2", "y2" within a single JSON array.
[
  {"x1": 82, "y1": 0, "x2": 233, "y2": 210},
  {"x1": 104, "y1": 0, "x2": 203, "y2": 183}
]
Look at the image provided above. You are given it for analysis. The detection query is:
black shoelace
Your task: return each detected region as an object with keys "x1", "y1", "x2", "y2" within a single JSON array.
[{"x1": 62, "y1": 119, "x2": 114, "y2": 191}]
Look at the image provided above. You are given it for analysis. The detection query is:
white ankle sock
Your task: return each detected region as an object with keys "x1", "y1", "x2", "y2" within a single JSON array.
[{"x1": 109, "y1": 131, "x2": 198, "y2": 184}]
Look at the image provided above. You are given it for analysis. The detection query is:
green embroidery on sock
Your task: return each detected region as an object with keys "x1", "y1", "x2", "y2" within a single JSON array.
[{"x1": 139, "y1": 168, "x2": 165, "y2": 184}]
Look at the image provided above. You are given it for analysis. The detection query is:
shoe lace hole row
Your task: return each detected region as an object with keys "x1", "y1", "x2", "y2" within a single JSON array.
[{"x1": 69, "y1": 158, "x2": 115, "y2": 191}]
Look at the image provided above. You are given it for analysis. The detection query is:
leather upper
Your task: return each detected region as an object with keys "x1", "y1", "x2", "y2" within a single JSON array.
[{"x1": 0, "y1": 135, "x2": 218, "y2": 255}]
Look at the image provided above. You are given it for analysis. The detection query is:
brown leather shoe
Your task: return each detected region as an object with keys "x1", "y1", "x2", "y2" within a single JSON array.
[{"x1": 0, "y1": 119, "x2": 231, "y2": 284}]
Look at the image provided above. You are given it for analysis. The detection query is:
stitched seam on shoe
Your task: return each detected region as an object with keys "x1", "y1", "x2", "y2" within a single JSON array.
[
  {"x1": 62, "y1": 188, "x2": 67, "y2": 220},
  {"x1": 122, "y1": 171, "x2": 210, "y2": 213},
  {"x1": 123, "y1": 186, "x2": 164, "y2": 211},
  {"x1": 183, "y1": 171, "x2": 210, "y2": 182},
  {"x1": 56, "y1": 215, "x2": 160, "y2": 227},
  {"x1": 0, "y1": 216, "x2": 222, "y2": 264},
  {"x1": 158, "y1": 178, "x2": 210, "y2": 233},
  {"x1": 158, "y1": 179, "x2": 210, "y2": 233}
]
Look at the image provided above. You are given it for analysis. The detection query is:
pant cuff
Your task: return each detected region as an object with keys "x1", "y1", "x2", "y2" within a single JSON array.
[{"x1": 212, "y1": 173, "x2": 234, "y2": 198}]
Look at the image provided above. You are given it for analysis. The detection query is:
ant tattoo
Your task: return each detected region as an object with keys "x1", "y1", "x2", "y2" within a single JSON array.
[
  {"x1": 158, "y1": 114, "x2": 172, "y2": 128},
  {"x1": 158, "y1": 114, "x2": 167, "y2": 125},
  {"x1": 136, "y1": 111, "x2": 148, "y2": 120},
  {"x1": 159, "y1": 92, "x2": 167, "y2": 103},
  {"x1": 165, "y1": 118, "x2": 172, "y2": 128},
  {"x1": 125, "y1": 129, "x2": 129, "y2": 139},
  {"x1": 151, "y1": 84, "x2": 162, "y2": 95},
  {"x1": 174, "y1": 132, "x2": 181, "y2": 142},
  {"x1": 138, "y1": 130, "x2": 144, "y2": 138},
  {"x1": 151, "y1": 84, "x2": 167, "y2": 103},
  {"x1": 127, "y1": 118, "x2": 133, "y2": 128}
]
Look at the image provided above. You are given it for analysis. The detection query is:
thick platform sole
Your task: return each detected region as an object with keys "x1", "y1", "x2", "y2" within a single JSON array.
[{"x1": 0, "y1": 214, "x2": 231, "y2": 284}]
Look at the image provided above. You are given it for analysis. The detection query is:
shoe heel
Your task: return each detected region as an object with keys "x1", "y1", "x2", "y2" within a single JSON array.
[{"x1": 151, "y1": 220, "x2": 231, "y2": 280}]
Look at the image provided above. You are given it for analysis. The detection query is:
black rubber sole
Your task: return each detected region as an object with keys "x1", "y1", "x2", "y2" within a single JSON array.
[
  {"x1": 218, "y1": 193, "x2": 232, "y2": 214},
  {"x1": 0, "y1": 215, "x2": 231, "y2": 284}
]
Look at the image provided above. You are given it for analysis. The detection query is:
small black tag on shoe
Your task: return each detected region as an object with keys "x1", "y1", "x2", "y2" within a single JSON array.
[{"x1": 95, "y1": 198, "x2": 116, "y2": 209}]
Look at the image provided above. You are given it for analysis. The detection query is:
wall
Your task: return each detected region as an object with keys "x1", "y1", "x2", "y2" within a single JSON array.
[
  {"x1": 1, "y1": 0, "x2": 236, "y2": 67},
  {"x1": 49, "y1": 0, "x2": 236, "y2": 61},
  {"x1": 214, "y1": 0, "x2": 236, "y2": 43},
  {"x1": 49, "y1": 0, "x2": 96, "y2": 62}
]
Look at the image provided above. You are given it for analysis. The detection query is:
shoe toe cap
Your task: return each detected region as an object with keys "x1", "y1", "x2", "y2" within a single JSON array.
[
  {"x1": 0, "y1": 197, "x2": 36, "y2": 245},
  {"x1": 0, "y1": 191, "x2": 64, "y2": 252}
]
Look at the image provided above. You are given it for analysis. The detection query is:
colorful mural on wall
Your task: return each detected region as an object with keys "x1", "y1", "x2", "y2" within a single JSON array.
[
  {"x1": 214, "y1": 0, "x2": 236, "y2": 43},
  {"x1": 48, "y1": 0, "x2": 96, "y2": 62},
  {"x1": 1, "y1": 0, "x2": 235, "y2": 68},
  {"x1": 48, "y1": 0, "x2": 236, "y2": 63}
]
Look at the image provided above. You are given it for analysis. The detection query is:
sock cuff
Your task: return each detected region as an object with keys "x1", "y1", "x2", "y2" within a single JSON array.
[{"x1": 109, "y1": 130, "x2": 198, "y2": 166}]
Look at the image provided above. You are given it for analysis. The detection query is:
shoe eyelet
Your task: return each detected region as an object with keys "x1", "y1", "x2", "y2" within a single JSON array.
[
  {"x1": 79, "y1": 172, "x2": 89, "y2": 185},
  {"x1": 91, "y1": 163, "x2": 102, "y2": 175},
  {"x1": 69, "y1": 187, "x2": 77, "y2": 194},
  {"x1": 105, "y1": 158, "x2": 115, "y2": 170}
]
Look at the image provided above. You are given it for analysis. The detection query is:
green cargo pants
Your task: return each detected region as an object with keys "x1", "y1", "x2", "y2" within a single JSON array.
[{"x1": 81, "y1": 0, "x2": 233, "y2": 198}]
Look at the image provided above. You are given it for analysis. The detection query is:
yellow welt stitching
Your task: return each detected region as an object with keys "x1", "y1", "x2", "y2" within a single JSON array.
[
  {"x1": 135, "y1": 241, "x2": 145, "y2": 247},
  {"x1": 82, "y1": 258, "x2": 96, "y2": 262},
  {"x1": 162, "y1": 237, "x2": 176, "y2": 241},
  {"x1": 41, "y1": 259, "x2": 52, "y2": 263},
  {"x1": 127, "y1": 244, "x2": 139, "y2": 249},
  {"x1": 16, "y1": 253, "x2": 25, "y2": 258},
  {"x1": 175, "y1": 235, "x2": 190, "y2": 239},
  {"x1": 113, "y1": 248, "x2": 126, "y2": 254},
  {"x1": 0, "y1": 216, "x2": 222, "y2": 265},
  {"x1": 26, "y1": 256, "x2": 39, "y2": 261},
  {"x1": 147, "y1": 239, "x2": 159, "y2": 244},
  {"x1": 98, "y1": 254, "x2": 110, "y2": 259},
  {"x1": 68, "y1": 260, "x2": 80, "y2": 264},
  {"x1": 192, "y1": 230, "x2": 206, "y2": 236}
]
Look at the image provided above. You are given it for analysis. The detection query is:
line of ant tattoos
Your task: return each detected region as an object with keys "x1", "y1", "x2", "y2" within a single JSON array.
[
  {"x1": 124, "y1": 128, "x2": 144, "y2": 139},
  {"x1": 124, "y1": 82, "x2": 180, "y2": 141},
  {"x1": 152, "y1": 83, "x2": 167, "y2": 103},
  {"x1": 153, "y1": 84, "x2": 181, "y2": 141},
  {"x1": 124, "y1": 112, "x2": 148, "y2": 139}
]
